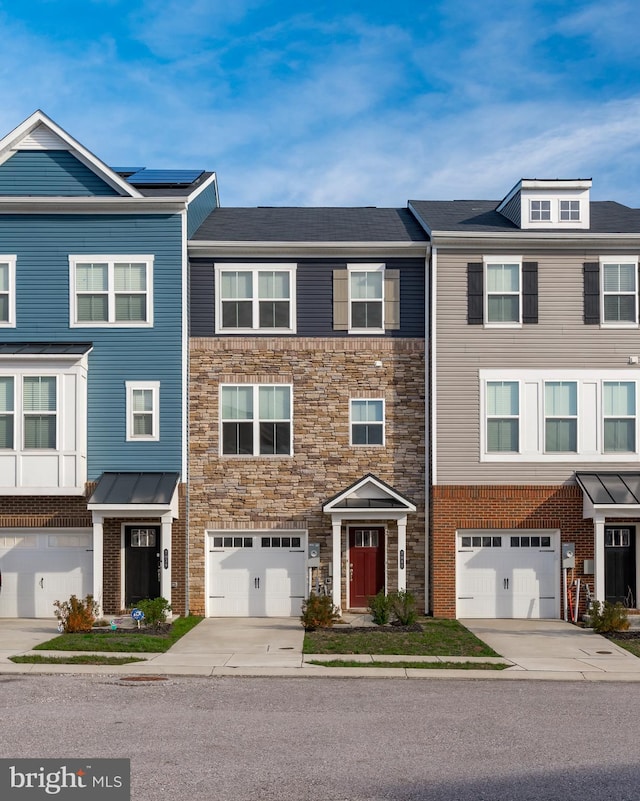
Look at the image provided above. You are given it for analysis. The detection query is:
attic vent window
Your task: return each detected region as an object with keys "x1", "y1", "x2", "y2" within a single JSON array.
[
  {"x1": 530, "y1": 200, "x2": 550, "y2": 222},
  {"x1": 560, "y1": 200, "x2": 580, "y2": 221}
]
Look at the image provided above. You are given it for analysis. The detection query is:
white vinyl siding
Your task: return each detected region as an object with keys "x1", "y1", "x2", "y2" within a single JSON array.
[
  {"x1": 126, "y1": 381, "x2": 160, "y2": 441},
  {"x1": 69, "y1": 255, "x2": 154, "y2": 327},
  {"x1": 215, "y1": 264, "x2": 296, "y2": 334},
  {"x1": 0, "y1": 257, "x2": 16, "y2": 327},
  {"x1": 484, "y1": 259, "x2": 521, "y2": 326},
  {"x1": 481, "y1": 370, "x2": 640, "y2": 461}
]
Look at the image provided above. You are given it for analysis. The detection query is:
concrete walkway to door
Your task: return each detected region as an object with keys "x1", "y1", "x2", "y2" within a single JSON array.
[{"x1": 461, "y1": 618, "x2": 640, "y2": 678}]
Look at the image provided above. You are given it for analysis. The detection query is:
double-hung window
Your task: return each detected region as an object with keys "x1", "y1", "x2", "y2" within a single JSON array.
[
  {"x1": 126, "y1": 381, "x2": 160, "y2": 441},
  {"x1": 604, "y1": 381, "x2": 636, "y2": 453},
  {"x1": 221, "y1": 384, "x2": 292, "y2": 455},
  {"x1": 348, "y1": 264, "x2": 384, "y2": 332},
  {"x1": 530, "y1": 200, "x2": 550, "y2": 222},
  {"x1": 23, "y1": 376, "x2": 56, "y2": 449},
  {"x1": 0, "y1": 376, "x2": 14, "y2": 448},
  {"x1": 486, "y1": 381, "x2": 519, "y2": 453},
  {"x1": 560, "y1": 200, "x2": 580, "y2": 221},
  {"x1": 601, "y1": 261, "x2": 637, "y2": 326},
  {"x1": 545, "y1": 381, "x2": 577, "y2": 453},
  {"x1": 0, "y1": 257, "x2": 16, "y2": 327},
  {"x1": 484, "y1": 260, "x2": 521, "y2": 325},
  {"x1": 70, "y1": 256, "x2": 154, "y2": 327},
  {"x1": 351, "y1": 399, "x2": 384, "y2": 445},
  {"x1": 215, "y1": 264, "x2": 296, "y2": 333}
]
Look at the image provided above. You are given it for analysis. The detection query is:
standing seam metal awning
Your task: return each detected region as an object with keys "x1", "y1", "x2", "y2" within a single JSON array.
[
  {"x1": 88, "y1": 472, "x2": 180, "y2": 507},
  {"x1": 576, "y1": 472, "x2": 640, "y2": 506}
]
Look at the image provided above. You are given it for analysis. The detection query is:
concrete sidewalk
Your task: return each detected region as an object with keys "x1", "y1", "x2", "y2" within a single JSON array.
[{"x1": 1, "y1": 616, "x2": 640, "y2": 681}]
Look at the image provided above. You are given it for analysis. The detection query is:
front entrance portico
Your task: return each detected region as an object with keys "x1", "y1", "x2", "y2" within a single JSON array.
[{"x1": 323, "y1": 474, "x2": 416, "y2": 611}]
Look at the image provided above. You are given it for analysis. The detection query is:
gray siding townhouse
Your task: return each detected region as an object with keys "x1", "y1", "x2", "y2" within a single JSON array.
[
  {"x1": 0, "y1": 110, "x2": 218, "y2": 618},
  {"x1": 410, "y1": 179, "x2": 640, "y2": 619},
  {"x1": 187, "y1": 207, "x2": 427, "y2": 616}
]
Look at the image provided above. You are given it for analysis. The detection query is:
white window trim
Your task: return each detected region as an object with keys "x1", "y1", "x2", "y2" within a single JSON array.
[
  {"x1": 0, "y1": 256, "x2": 16, "y2": 328},
  {"x1": 529, "y1": 200, "x2": 551, "y2": 223},
  {"x1": 347, "y1": 263, "x2": 385, "y2": 334},
  {"x1": 125, "y1": 380, "x2": 160, "y2": 442},
  {"x1": 480, "y1": 369, "x2": 640, "y2": 462},
  {"x1": 219, "y1": 383, "x2": 293, "y2": 457},
  {"x1": 543, "y1": 380, "x2": 579, "y2": 455},
  {"x1": 559, "y1": 199, "x2": 581, "y2": 222},
  {"x1": 483, "y1": 257, "x2": 522, "y2": 328},
  {"x1": 69, "y1": 255, "x2": 154, "y2": 328},
  {"x1": 599, "y1": 256, "x2": 639, "y2": 329},
  {"x1": 483, "y1": 380, "x2": 521, "y2": 455},
  {"x1": 214, "y1": 263, "x2": 297, "y2": 334},
  {"x1": 603, "y1": 380, "x2": 637, "y2": 455},
  {"x1": 349, "y1": 398, "x2": 385, "y2": 447}
]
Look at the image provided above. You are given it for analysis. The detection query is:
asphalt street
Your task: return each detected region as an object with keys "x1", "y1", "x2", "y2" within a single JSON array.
[{"x1": 1, "y1": 675, "x2": 638, "y2": 800}]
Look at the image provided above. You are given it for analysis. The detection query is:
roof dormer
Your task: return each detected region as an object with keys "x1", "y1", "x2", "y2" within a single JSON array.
[{"x1": 497, "y1": 179, "x2": 592, "y2": 230}]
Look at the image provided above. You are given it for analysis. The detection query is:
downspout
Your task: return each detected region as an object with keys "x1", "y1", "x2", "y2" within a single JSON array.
[
  {"x1": 425, "y1": 243, "x2": 435, "y2": 614},
  {"x1": 181, "y1": 206, "x2": 190, "y2": 616}
]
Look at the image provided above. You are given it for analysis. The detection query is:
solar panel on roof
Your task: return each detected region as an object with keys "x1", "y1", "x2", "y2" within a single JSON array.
[
  {"x1": 112, "y1": 167, "x2": 144, "y2": 175},
  {"x1": 126, "y1": 169, "x2": 204, "y2": 185}
]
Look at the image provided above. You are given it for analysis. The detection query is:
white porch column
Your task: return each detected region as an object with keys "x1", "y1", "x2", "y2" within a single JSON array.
[
  {"x1": 160, "y1": 514, "x2": 173, "y2": 609},
  {"x1": 397, "y1": 515, "x2": 407, "y2": 592},
  {"x1": 594, "y1": 514, "x2": 606, "y2": 603},
  {"x1": 92, "y1": 514, "x2": 104, "y2": 618},
  {"x1": 331, "y1": 518, "x2": 342, "y2": 612}
]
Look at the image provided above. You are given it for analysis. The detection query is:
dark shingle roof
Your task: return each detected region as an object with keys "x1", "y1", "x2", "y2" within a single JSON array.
[
  {"x1": 191, "y1": 207, "x2": 428, "y2": 242},
  {"x1": 0, "y1": 342, "x2": 92, "y2": 355},
  {"x1": 409, "y1": 200, "x2": 640, "y2": 234}
]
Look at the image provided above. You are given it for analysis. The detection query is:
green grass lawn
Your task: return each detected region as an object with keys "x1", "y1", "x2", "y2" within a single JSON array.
[
  {"x1": 303, "y1": 618, "x2": 499, "y2": 657},
  {"x1": 33, "y1": 615, "x2": 203, "y2": 653},
  {"x1": 609, "y1": 638, "x2": 640, "y2": 658},
  {"x1": 10, "y1": 654, "x2": 146, "y2": 665},
  {"x1": 308, "y1": 658, "x2": 507, "y2": 670}
]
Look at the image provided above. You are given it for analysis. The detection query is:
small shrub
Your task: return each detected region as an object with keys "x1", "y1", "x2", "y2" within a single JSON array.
[
  {"x1": 368, "y1": 591, "x2": 392, "y2": 625},
  {"x1": 588, "y1": 600, "x2": 630, "y2": 633},
  {"x1": 300, "y1": 592, "x2": 340, "y2": 631},
  {"x1": 135, "y1": 597, "x2": 172, "y2": 629},
  {"x1": 53, "y1": 594, "x2": 99, "y2": 633},
  {"x1": 389, "y1": 590, "x2": 418, "y2": 626}
]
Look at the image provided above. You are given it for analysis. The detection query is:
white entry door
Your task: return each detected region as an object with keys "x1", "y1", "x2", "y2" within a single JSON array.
[
  {"x1": 207, "y1": 532, "x2": 306, "y2": 617},
  {"x1": 457, "y1": 531, "x2": 559, "y2": 618},
  {"x1": 0, "y1": 530, "x2": 93, "y2": 618}
]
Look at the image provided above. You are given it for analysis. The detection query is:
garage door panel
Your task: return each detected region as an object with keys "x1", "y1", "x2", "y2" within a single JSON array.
[
  {"x1": 457, "y1": 532, "x2": 559, "y2": 619},
  {"x1": 208, "y1": 534, "x2": 306, "y2": 617}
]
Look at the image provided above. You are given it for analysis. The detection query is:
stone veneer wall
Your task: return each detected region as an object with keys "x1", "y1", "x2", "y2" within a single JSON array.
[
  {"x1": 189, "y1": 337, "x2": 426, "y2": 615},
  {"x1": 431, "y1": 485, "x2": 596, "y2": 618}
]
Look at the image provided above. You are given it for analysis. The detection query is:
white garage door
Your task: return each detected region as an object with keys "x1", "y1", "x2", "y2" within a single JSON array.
[
  {"x1": 0, "y1": 530, "x2": 93, "y2": 618},
  {"x1": 207, "y1": 532, "x2": 306, "y2": 617},
  {"x1": 457, "y1": 531, "x2": 559, "y2": 619}
]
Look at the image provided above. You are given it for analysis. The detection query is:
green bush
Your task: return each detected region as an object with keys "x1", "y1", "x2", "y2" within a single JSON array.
[
  {"x1": 300, "y1": 592, "x2": 340, "y2": 631},
  {"x1": 135, "y1": 597, "x2": 172, "y2": 629},
  {"x1": 389, "y1": 590, "x2": 418, "y2": 626},
  {"x1": 53, "y1": 594, "x2": 99, "y2": 633},
  {"x1": 367, "y1": 591, "x2": 392, "y2": 625},
  {"x1": 587, "y1": 600, "x2": 630, "y2": 633}
]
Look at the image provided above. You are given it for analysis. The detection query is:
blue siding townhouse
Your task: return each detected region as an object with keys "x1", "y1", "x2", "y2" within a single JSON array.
[{"x1": 0, "y1": 110, "x2": 218, "y2": 618}]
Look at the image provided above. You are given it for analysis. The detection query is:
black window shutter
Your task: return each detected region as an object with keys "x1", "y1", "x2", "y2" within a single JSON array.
[
  {"x1": 583, "y1": 262, "x2": 600, "y2": 324},
  {"x1": 467, "y1": 263, "x2": 483, "y2": 324},
  {"x1": 522, "y1": 262, "x2": 538, "y2": 324}
]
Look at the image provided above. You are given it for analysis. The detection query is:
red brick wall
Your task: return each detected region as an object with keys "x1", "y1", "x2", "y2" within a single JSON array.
[{"x1": 431, "y1": 485, "x2": 595, "y2": 618}]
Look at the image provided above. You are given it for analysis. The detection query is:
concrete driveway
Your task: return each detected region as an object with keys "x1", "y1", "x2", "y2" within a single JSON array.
[
  {"x1": 461, "y1": 618, "x2": 640, "y2": 676},
  {"x1": 0, "y1": 618, "x2": 58, "y2": 661}
]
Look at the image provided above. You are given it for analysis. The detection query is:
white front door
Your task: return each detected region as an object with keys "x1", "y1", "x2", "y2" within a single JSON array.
[
  {"x1": 0, "y1": 530, "x2": 93, "y2": 618},
  {"x1": 207, "y1": 532, "x2": 306, "y2": 617},
  {"x1": 457, "y1": 531, "x2": 559, "y2": 618}
]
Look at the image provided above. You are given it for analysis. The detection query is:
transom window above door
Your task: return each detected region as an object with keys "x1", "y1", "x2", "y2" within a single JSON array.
[
  {"x1": 215, "y1": 264, "x2": 296, "y2": 333},
  {"x1": 353, "y1": 529, "x2": 379, "y2": 547},
  {"x1": 605, "y1": 528, "x2": 631, "y2": 547},
  {"x1": 70, "y1": 255, "x2": 154, "y2": 327}
]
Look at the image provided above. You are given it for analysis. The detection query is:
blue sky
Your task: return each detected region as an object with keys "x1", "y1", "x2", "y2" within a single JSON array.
[{"x1": 0, "y1": 0, "x2": 639, "y2": 207}]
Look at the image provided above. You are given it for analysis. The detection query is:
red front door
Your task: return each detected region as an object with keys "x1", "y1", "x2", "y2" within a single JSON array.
[{"x1": 349, "y1": 527, "x2": 385, "y2": 607}]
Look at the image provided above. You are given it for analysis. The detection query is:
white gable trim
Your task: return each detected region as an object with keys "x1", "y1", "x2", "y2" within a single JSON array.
[
  {"x1": 323, "y1": 474, "x2": 416, "y2": 513},
  {"x1": 0, "y1": 110, "x2": 142, "y2": 198}
]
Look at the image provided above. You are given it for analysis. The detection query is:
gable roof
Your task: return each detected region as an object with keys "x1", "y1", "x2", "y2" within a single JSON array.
[
  {"x1": 191, "y1": 207, "x2": 428, "y2": 243},
  {"x1": 0, "y1": 110, "x2": 142, "y2": 198},
  {"x1": 408, "y1": 199, "x2": 640, "y2": 236},
  {"x1": 323, "y1": 473, "x2": 416, "y2": 513}
]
